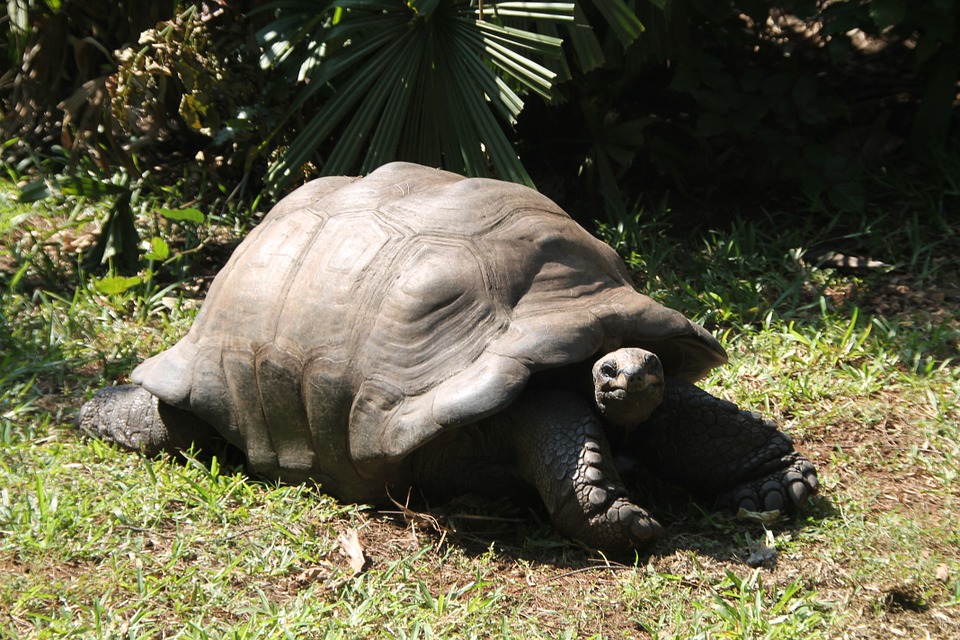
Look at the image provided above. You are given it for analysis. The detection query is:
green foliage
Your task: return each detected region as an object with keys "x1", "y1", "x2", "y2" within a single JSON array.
[
  {"x1": 16, "y1": 155, "x2": 209, "y2": 283},
  {"x1": 2, "y1": 1, "x2": 269, "y2": 279},
  {"x1": 109, "y1": 2, "x2": 272, "y2": 187},
  {"x1": 518, "y1": 0, "x2": 959, "y2": 224},
  {"x1": 1, "y1": 0, "x2": 178, "y2": 154},
  {"x1": 3, "y1": 0, "x2": 273, "y2": 221},
  {"x1": 256, "y1": 0, "x2": 575, "y2": 187},
  {"x1": 4, "y1": 0, "x2": 958, "y2": 229}
]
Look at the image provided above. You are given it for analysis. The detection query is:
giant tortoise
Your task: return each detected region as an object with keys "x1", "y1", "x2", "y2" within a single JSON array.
[{"x1": 79, "y1": 162, "x2": 818, "y2": 550}]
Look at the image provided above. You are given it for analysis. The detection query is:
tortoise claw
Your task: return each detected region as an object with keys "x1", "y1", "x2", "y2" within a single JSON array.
[{"x1": 718, "y1": 453, "x2": 819, "y2": 514}]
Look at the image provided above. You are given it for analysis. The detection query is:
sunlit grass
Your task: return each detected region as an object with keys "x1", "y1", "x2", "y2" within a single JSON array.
[{"x1": 2, "y1": 174, "x2": 958, "y2": 637}]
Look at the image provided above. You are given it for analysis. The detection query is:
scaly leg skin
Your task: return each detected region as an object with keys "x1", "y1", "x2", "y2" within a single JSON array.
[
  {"x1": 632, "y1": 380, "x2": 819, "y2": 515},
  {"x1": 503, "y1": 390, "x2": 664, "y2": 550},
  {"x1": 77, "y1": 384, "x2": 216, "y2": 456}
]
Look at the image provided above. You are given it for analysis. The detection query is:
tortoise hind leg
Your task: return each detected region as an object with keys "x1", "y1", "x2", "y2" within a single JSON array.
[
  {"x1": 77, "y1": 384, "x2": 217, "y2": 456},
  {"x1": 503, "y1": 390, "x2": 664, "y2": 550},
  {"x1": 631, "y1": 380, "x2": 819, "y2": 514}
]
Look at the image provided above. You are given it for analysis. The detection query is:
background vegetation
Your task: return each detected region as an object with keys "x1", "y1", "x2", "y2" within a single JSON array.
[
  {"x1": 4, "y1": 0, "x2": 958, "y2": 228},
  {"x1": 1, "y1": 0, "x2": 958, "y2": 637}
]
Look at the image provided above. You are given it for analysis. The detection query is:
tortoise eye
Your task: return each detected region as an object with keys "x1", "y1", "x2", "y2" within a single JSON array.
[{"x1": 600, "y1": 361, "x2": 618, "y2": 378}]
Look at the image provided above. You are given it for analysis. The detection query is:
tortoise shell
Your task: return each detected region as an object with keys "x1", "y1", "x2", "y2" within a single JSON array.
[{"x1": 132, "y1": 162, "x2": 726, "y2": 498}]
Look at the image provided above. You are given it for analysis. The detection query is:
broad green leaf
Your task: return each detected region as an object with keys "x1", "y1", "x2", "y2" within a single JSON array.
[
  {"x1": 565, "y1": 4, "x2": 605, "y2": 72},
  {"x1": 476, "y1": 20, "x2": 564, "y2": 56},
  {"x1": 478, "y1": 2, "x2": 575, "y2": 21},
  {"x1": 93, "y1": 275, "x2": 143, "y2": 294},
  {"x1": 143, "y1": 237, "x2": 170, "y2": 261},
  {"x1": 263, "y1": 0, "x2": 569, "y2": 186},
  {"x1": 89, "y1": 192, "x2": 140, "y2": 274},
  {"x1": 483, "y1": 39, "x2": 557, "y2": 97},
  {"x1": 158, "y1": 207, "x2": 206, "y2": 223},
  {"x1": 56, "y1": 176, "x2": 127, "y2": 199},
  {"x1": 324, "y1": 36, "x2": 414, "y2": 174}
]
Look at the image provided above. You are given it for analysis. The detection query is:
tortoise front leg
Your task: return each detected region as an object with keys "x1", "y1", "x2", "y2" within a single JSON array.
[
  {"x1": 503, "y1": 390, "x2": 664, "y2": 550},
  {"x1": 629, "y1": 380, "x2": 819, "y2": 514}
]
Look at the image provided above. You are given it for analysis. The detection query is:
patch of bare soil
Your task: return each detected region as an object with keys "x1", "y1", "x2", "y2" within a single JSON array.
[
  {"x1": 817, "y1": 387, "x2": 950, "y2": 503},
  {"x1": 302, "y1": 497, "x2": 958, "y2": 639}
]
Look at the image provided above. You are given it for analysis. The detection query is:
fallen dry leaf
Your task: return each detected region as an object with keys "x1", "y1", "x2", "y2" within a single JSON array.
[
  {"x1": 744, "y1": 528, "x2": 779, "y2": 568},
  {"x1": 295, "y1": 565, "x2": 331, "y2": 586},
  {"x1": 338, "y1": 529, "x2": 368, "y2": 575},
  {"x1": 736, "y1": 507, "x2": 782, "y2": 526},
  {"x1": 935, "y1": 563, "x2": 949, "y2": 583}
]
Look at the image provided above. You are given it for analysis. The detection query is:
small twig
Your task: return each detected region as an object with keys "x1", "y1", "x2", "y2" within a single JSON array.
[
  {"x1": 536, "y1": 562, "x2": 635, "y2": 585},
  {"x1": 117, "y1": 524, "x2": 176, "y2": 539},
  {"x1": 441, "y1": 513, "x2": 523, "y2": 523},
  {"x1": 385, "y1": 486, "x2": 449, "y2": 548}
]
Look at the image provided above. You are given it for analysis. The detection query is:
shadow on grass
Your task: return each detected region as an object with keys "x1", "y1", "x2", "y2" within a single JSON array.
[
  {"x1": 358, "y1": 474, "x2": 837, "y2": 570},
  {"x1": 73, "y1": 419, "x2": 834, "y2": 571}
]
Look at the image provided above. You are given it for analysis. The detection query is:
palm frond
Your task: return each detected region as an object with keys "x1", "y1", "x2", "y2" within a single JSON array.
[
  {"x1": 258, "y1": 0, "x2": 575, "y2": 187},
  {"x1": 590, "y1": 0, "x2": 644, "y2": 46}
]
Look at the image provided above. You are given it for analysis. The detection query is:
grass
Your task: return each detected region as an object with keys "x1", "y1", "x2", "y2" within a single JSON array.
[{"x1": 1, "y1": 172, "x2": 959, "y2": 638}]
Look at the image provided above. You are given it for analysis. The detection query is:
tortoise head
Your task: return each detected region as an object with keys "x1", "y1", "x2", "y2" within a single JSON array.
[{"x1": 592, "y1": 348, "x2": 665, "y2": 430}]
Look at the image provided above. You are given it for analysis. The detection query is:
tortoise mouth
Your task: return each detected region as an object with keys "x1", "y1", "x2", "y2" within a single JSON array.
[
  {"x1": 595, "y1": 379, "x2": 665, "y2": 428},
  {"x1": 598, "y1": 380, "x2": 664, "y2": 403}
]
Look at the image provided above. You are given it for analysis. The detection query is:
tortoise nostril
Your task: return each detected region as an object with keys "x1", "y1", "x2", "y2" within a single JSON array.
[
  {"x1": 622, "y1": 365, "x2": 663, "y2": 391},
  {"x1": 624, "y1": 364, "x2": 647, "y2": 382}
]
